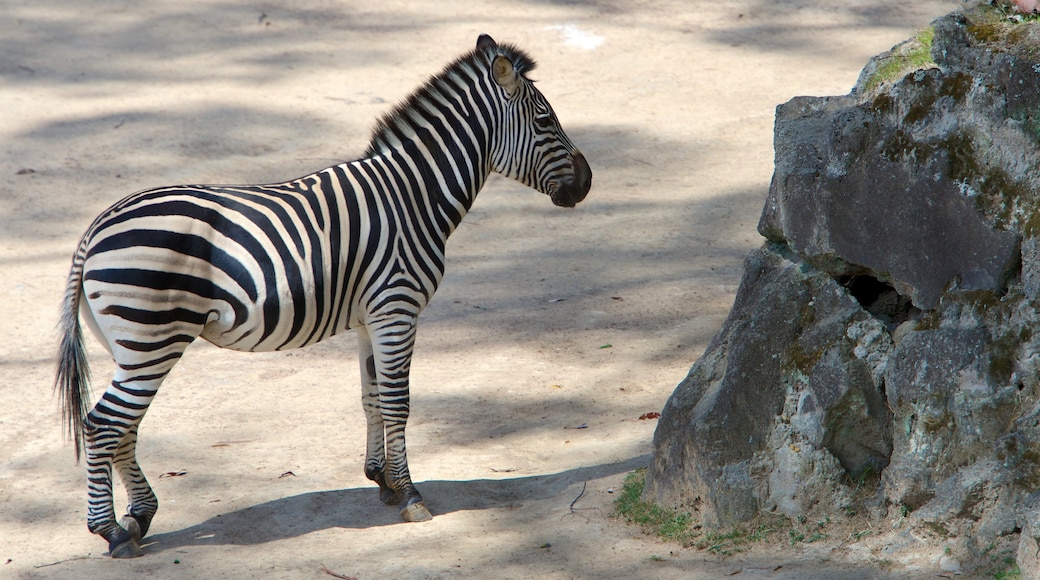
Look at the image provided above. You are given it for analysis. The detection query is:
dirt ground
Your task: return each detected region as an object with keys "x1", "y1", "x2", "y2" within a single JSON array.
[{"x1": 1, "y1": 1, "x2": 962, "y2": 578}]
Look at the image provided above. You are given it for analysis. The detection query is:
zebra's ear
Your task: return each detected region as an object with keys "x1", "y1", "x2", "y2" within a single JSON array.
[
  {"x1": 477, "y1": 34, "x2": 497, "y2": 51},
  {"x1": 492, "y1": 55, "x2": 520, "y2": 95}
]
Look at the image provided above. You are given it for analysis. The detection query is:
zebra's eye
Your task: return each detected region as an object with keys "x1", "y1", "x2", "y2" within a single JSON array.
[{"x1": 535, "y1": 113, "x2": 554, "y2": 128}]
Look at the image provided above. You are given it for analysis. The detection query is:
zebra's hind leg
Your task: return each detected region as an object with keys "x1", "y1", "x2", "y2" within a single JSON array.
[
  {"x1": 85, "y1": 411, "x2": 148, "y2": 558},
  {"x1": 85, "y1": 366, "x2": 174, "y2": 557},
  {"x1": 114, "y1": 425, "x2": 158, "y2": 547}
]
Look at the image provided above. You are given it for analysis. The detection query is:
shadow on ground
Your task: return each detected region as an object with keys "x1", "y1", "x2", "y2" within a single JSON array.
[{"x1": 143, "y1": 455, "x2": 648, "y2": 552}]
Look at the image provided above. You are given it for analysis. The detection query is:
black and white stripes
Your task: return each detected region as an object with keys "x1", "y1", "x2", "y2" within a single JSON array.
[{"x1": 55, "y1": 34, "x2": 590, "y2": 558}]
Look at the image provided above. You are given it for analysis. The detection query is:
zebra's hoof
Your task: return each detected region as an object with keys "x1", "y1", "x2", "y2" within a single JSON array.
[
  {"x1": 103, "y1": 521, "x2": 145, "y2": 558},
  {"x1": 400, "y1": 501, "x2": 433, "y2": 522},
  {"x1": 380, "y1": 487, "x2": 403, "y2": 506},
  {"x1": 109, "y1": 537, "x2": 143, "y2": 558},
  {"x1": 120, "y1": 515, "x2": 143, "y2": 541}
]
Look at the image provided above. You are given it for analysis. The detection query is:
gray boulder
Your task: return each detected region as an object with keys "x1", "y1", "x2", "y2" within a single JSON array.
[{"x1": 645, "y1": 5, "x2": 1040, "y2": 573}]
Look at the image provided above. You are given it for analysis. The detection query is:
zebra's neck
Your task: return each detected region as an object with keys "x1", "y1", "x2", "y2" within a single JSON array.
[
  {"x1": 362, "y1": 52, "x2": 502, "y2": 235},
  {"x1": 363, "y1": 130, "x2": 491, "y2": 237}
]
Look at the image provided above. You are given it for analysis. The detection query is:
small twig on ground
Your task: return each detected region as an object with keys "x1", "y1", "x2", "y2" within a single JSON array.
[
  {"x1": 570, "y1": 481, "x2": 587, "y2": 511},
  {"x1": 562, "y1": 480, "x2": 599, "y2": 523},
  {"x1": 33, "y1": 555, "x2": 94, "y2": 568},
  {"x1": 319, "y1": 563, "x2": 358, "y2": 580}
]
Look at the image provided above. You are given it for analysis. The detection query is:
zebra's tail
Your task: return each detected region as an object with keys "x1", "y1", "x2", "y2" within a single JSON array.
[{"x1": 54, "y1": 247, "x2": 92, "y2": 462}]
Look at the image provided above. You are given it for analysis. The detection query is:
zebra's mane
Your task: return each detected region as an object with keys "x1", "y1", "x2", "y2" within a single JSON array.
[{"x1": 364, "y1": 40, "x2": 537, "y2": 158}]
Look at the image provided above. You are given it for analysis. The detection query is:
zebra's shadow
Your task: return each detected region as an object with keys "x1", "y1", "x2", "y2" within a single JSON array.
[{"x1": 142, "y1": 455, "x2": 649, "y2": 552}]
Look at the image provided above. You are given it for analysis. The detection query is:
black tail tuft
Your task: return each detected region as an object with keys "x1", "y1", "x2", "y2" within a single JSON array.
[{"x1": 54, "y1": 285, "x2": 92, "y2": 462}]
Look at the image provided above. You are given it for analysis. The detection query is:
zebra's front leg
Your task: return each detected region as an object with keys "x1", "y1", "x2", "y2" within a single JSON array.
[
  {"x1": 382, "y1": 415, "x2": 431, "y2": 522},
  {"x1": 360, "y1": 320, "x2": 432, "y2": 522},
  {"x1": 357, "y1": 329, "x2": 398, "y2": 506}
]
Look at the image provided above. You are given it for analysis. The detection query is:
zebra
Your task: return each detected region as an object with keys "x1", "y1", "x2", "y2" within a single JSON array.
[{"x1": 54, "y1": 34, "x2": 591, "y2": 558}]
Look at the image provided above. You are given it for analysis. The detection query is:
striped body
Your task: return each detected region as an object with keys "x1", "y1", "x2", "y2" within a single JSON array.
[
  {"x1": 81, "y1": 160, "x2": 458, "y2": 355},
  {"x1": 55, "y1": 35, "x2": 591, "y2": 558}
]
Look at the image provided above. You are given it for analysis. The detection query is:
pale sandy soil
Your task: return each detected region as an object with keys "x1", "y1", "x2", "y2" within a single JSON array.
[{"x1": 1, "y1": 1, "x2": 961, "y2": 578}]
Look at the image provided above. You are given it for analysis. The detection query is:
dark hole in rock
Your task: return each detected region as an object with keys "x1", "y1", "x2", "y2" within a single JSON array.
[{"x1": 837, "y1": 274, "x2": 919, "y2": 330}]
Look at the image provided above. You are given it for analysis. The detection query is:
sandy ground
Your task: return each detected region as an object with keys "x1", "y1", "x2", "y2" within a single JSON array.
[{"x1": 1, "y1": 1, "x2": 962, "y2": 578}]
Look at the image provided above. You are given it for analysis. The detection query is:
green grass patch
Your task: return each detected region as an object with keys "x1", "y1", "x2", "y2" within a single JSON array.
[
  {"x1": 613, "y1": 469, "x2": 783, "y2": 555},
  {"x1": 613, "y1": 469, "x2": 700, "y2": 545},
  {"x1": 995, "y1": 566, "x2": 1023, "y2": 580},
  {"x1": 696, "y1": 524, "x2": 779, "y2": 556},
  {"x1": 614, "y1": 469, "x2": 862, "y2": 557}
]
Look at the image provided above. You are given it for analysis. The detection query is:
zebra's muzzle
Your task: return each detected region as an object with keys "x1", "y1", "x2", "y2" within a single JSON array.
[{"x1": 551, "y1": 151, "x2": 592, "y2": 208}]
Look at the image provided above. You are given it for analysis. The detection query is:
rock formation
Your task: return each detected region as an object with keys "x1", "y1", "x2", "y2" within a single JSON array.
[{"x1": 645, "y1": 5, "x2": 1040, "y2": 573}]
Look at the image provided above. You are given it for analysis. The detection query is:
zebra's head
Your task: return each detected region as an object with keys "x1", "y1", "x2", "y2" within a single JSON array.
[{"x1": 479, "y1": 35, "x2": 592, "y2": 208}]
